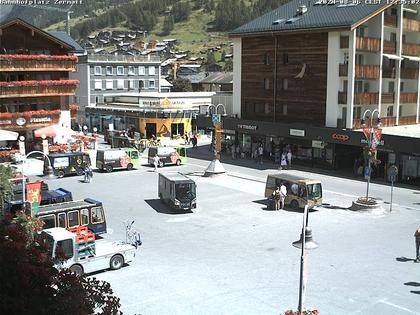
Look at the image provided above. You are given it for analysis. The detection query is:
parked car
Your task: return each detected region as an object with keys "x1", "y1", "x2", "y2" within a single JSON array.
[
  {"x1": 148, "y1": 146, "x2": 187, "y2": 167},
  {"x1": 158, "y1": 173, "x2": 196, "y2": 211}
]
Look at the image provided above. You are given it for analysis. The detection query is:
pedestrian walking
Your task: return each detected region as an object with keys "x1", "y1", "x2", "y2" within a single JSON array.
[
  {"x1": 287, "y1": 149, "x2": 292, "y2": 169},
  {"x1": 84, "y1": 164, "x2": 93, "y2": 183},
  {"x1": 415, "y1": 227, "x2": 420, "y2": 263},
  {"x1": 258, "y1": 144, "x2": 264, "y2": 164},
  {"x1": 153, "y1": 154, "x2": 160, "y2": 172},
  {"x1": 192, "y1": 135, "x2": 198, "y2": 148},
  {"x1": 280, "y1": 152, "x2": 287, "y2": 170},
  {"x1": 231, "y1": 145, "x2": 236, "y2": 159},
  {"x1": 272, "y1": 187, "x2": 281, "y2": 210},
  {"x1": 280, "y1": 184, "x2": 287, "y2": 209}
]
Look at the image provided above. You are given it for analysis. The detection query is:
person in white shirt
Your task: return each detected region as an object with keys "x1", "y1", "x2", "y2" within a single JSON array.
[
  {"x1": 153, "y1": 154, "x2": 160, "y2": 172},
  {"x1": 287, "y1": 150, "x2": 292, "y2": 169}
]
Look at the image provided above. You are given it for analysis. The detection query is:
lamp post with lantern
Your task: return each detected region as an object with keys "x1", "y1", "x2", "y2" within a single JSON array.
[
  {"x1": 204, "y1": 103, "x2": 227, "y2": 177},
  {"x1": 360, "y1": 109, "x2": 381, "y2": 201}
]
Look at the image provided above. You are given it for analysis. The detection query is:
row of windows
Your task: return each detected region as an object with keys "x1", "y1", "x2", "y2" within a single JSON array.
[
  {"x1": 244, "y1": 103, "x2": 288, "y2": 116},
  {"x1": 263, "y1": 52, "x2": 289, "y2": 66},
  {"x1": 94, "y1": 65, "x2": 157, "y2": 76},
  {"x1": 352, "y1": 105, "x2": 403, "y2": 119},
  {"x1": 263, "y1": 78, "x2": 289, "y2": 90},
  {"x1": 39, "y1": 207, "x2": 104, "y2": 230},
  {"x1": 93, "y1": 79, "x2": 156, "y2": 90}
]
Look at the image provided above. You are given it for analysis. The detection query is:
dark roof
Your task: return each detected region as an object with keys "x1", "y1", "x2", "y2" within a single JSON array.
[
  {"x1": 230, "y1": 0, "x2": 391, "y2": 36},
  {"x1": 0, "y1": 18, "x2": 74, "y2": 51},
  {"x1": 199, "y1": 72, "x2": 233, "y2": 85},
  {"x1": 48, "y1": 31, "x2": 85, "y2": 53}
]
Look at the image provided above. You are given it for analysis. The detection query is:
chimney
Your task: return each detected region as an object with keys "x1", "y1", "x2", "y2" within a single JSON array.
[{"x1": 297, "y1": 5, "x2": 308, "y2": 15}]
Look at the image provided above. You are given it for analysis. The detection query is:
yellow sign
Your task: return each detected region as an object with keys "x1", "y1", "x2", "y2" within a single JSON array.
[{"x1": 161, "y1": 97, "x2": 171, "y2": 107}]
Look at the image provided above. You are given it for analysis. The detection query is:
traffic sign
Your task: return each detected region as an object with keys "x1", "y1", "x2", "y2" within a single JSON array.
[
  {"x1": 388, "y1": 165, "x2": 398, "y2": 177},
  {"x1": 364, "y1": 166, "x2": 371, "y2": 180},
  {"x1": 390, "y1": 174, "x2": 397, "y2": 182}
]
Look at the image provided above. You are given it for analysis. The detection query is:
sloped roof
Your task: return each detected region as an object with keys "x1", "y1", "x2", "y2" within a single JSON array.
[
  {"x1": 230, "y1": 0, "x2": 392, "y2": 36},
  {"x1": 48, "y1": 31, "x2": 85, "y2": 53},
  {"x1": 199, "y1": 72, "x2": 233, "y2": 84}
]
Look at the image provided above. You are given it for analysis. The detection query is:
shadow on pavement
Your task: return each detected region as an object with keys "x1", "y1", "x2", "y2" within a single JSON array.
[
  {"x1": 404, "y1": 281, "x2": 420, "y2": 287},
  {"x1": 410, "y1": 291, "x2": 420, "y2": 294},
  {"x1": 321, "y1": 203, "x2": 350, "y2": 210},
  {"x1": 396, "y1": 256, "x2": 415, "y2": 262},
  {"x1": 144, "y1": 199, "x2": 192, "y2": 215}
]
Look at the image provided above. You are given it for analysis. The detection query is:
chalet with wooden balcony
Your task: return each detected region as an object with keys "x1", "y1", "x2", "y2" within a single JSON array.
[
  {"x1": 222, "y1": 0, "x2": 420, "y2": 184},
  {"x1": 0, "y1": 18, "x2": 81, "y2": 148}
]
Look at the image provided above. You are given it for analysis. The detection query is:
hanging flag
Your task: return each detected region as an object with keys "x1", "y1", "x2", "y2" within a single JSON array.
[
  {"x1": 26, "y1": 181, "x2": 43, "y2": 215},
  {"x1": 370, "y1": 128, "x2": 382, "y2": 151},
  {"x1": 363, "y1": 128, "x2": 371, "y2": 141}
]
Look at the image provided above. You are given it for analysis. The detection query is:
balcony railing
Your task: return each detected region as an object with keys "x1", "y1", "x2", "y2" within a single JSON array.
[
  {"x1": 384, "y1": 14, "x2": 397, "y2": 28},
  {"x1": 402, "y1": 43, "x2": 420, "y2": 56},
  {"x1": 399, "y1": 115, "x2": 418, "y2": 125},
  {"x1": 0, "y1": 80, "x2": 79, "y2": 98},
  {"x1": 345, "y1": 115, "x2": 418, "y2": 129},
  {"x1": 403, "y1": 18, "x2": 420, "y2": 32},
  {"x1": 338, "y1": 64, "x2": 380, "y2": 79},
  {"x1": 339, "y1": 36, "x2": 380, "y2": 52},
  {"x1": 400, "y1": 92, "x2": 418, "y2": 104},
  {"x1": 337, "y1": 92, "x2": 380, "y2": 105},
  {"x1": 0, "y1": 54, "x2": 78, "y2": 72},
  {"x1": 401, "y1": 68, "x2": 419, "y2": 80},
  {"x1": 382, "y1": 92, "x2": 394, "y2": 104},
  {"x1": 383, "y1": 40, "x2": 397, "y2": 54}
]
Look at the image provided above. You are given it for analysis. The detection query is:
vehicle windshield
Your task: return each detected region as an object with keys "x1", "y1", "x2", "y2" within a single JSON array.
[
  {"x1": 175, "y1": 183, "x2": 195, "y2": 200},
  {"x1": 307, "y1": 183, "x2": 322, "y2": 199},
  {"x1": 38, "y1": 232, "x2": 55, "y2": 254}
]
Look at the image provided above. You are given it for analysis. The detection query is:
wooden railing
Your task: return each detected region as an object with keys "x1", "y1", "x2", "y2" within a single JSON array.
[
  {"x1": 382, "y1": 92, "x2": 394, "y2": 104},
  {"x1": 383, "y1": 40, "x2": 397, "y2": 54},
  {"x1": 402, "y1": 43, "x2": 420, "y2": 57},
  {"x1": 399, "y1": 115, "x2": 418, "y2": 125},
  {"x1": 339, "y1": 36, "x2": 380, "y2": 52},
  {"x1": 0, "y1": 80, "x2": 78, "y2": 98},
  {"x1": 403, "y1": 18, "x2": 420, "y2": 32},
  {"x1": 356, "y1": 36, "x2": 381, "y2": 52},
  {"x1": 338, "y1": 92, "x2": 380, "y2": 105},
  {"x1": 352, "y1": 115, "x2": 418, "y2": 129},
  {"x1": 400, "y1": 92, "x2": 418, "y2": 104},
  {"x1": 338, "y1": 64, "x2": 380, "y2": 79},
  {"x1": 382, "y1": 67, "x2": 395, "y2": 78},
  {"x1": 401, "y1": 68, "x2": 418, "y2": 80},
  {"x1": 384, "y1": 14, "x2": 397, "y2": 28},
  {"x1": 0, "y1": 55, "x2": 77, "y2": 72}
]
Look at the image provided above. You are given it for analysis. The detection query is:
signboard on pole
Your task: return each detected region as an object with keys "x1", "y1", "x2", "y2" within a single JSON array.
[
  {"x1": 370, "y1": 128, "x2": 382, "y2": 151},
  {"x1": 364, "y1": 166, "x2": 371, "y2": 180},
  {"x1": 26, "y1": 181, "x2": 43, "y2": 215}
]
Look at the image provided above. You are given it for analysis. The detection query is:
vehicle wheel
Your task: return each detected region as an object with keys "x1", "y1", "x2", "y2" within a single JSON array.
[
  {"x1": 105, "y1": 165, "x2": 113, "y2": 173},
  {"x1": 76, "y1": 167, "x2": 84, "y2": 176},
  {"x1": 110, "y1": 254, "x2": 124, "y2": 270},
  {"x1": 158, "y1": 160, "x2": 164, "y2": 168},
  {"x1": 57, "y1": 170, "x2": 65, "y2": 178},
  {"x1": 290, "y1": 200, "x2": 300, "y2": 210},
  {"x1": 176, "y1": 159, "x2": 181, "y2": 166},
  {"x1": 70, "y1": 264, "x2": 84, "y2": 276},
  {"x1": 127, "y1": 163, "x2": 133, "y2": 171}
]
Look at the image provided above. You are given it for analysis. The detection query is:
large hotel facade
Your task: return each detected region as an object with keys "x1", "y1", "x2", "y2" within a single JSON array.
[
  {"x1": 0, "y1": 18, "x2": 80, "y2": 155},
  {"x1": 197, "y1": 1, "x2": 420, "y2": 184}
]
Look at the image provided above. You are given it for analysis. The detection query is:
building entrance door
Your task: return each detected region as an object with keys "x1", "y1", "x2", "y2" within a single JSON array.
[
  {"x1": 146, "y1": 123, "x2": 157, "y2": 138},
  {"x1": 171, "y1": 123, "x2": 184, "y2": 137}
]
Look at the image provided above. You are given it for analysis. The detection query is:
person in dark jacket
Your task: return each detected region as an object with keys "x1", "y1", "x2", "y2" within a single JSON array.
[{"x1": 415, "y1": 227, "x2": 420, "y2": 263}]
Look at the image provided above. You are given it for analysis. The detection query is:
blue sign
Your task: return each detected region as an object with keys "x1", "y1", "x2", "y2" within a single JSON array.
[
  {"x1": 364, "y1": 166, "x2": 371, "y2": 180},
  {"x1": 212, "y1": 114, "x2": 221, "y2": 125}
]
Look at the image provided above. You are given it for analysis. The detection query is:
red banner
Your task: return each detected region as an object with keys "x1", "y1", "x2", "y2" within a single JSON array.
[
  {"x1": 371, "y1": 128, "x2": 382, "y2": 151},
  {"x1": 26, "y1": 181, "x2": 42, "y2": 215},
  {"x1": 363, "y1": 128, "x2": 370, "y2": 141}
]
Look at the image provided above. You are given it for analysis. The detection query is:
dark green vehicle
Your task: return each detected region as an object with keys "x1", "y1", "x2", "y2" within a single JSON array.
[{"x1": 44, "y1": 152, "x2": 91, "y2": 178}]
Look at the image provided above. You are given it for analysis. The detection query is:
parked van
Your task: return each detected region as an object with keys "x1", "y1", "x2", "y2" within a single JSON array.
[
  {"x1": 45, "y1": 152, "x2": 91, "y2": 178},
  {"x1": 158, "y1": 173, "x2": 196, "y2": 210},
  {"x1": 97, "y1": 148, "x2": 140, "y2": 172},
  {"x1": 148, "y1": 146, "x2": 187, "y2": 167},
  {"x1": 36, "y1": 198, "x2": 107, "y2": 235},
  {"x1": 265, "y1": 173, "x2": 322, "y2": 210}
]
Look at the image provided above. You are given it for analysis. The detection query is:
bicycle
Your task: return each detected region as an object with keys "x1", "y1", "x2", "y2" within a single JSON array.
[{"x1": 124, "y1": 220, "x2": 142, "y2": 249}]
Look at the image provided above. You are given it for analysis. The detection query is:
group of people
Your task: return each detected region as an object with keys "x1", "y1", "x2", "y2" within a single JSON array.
[
  {"x1": 279, "y1": 149, "x2": 293, "y2": 170},
  {"x1": 184, "y1": 133, "x2": 198, "y2": 148},
  {"x1": 272, "y1": 184, "x2": 287, "y2": 210}
]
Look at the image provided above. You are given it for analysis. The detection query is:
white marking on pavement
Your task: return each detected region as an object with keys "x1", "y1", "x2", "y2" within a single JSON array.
[{"x1": 379, "y1": 299, "x2": 420, "y2": 314}]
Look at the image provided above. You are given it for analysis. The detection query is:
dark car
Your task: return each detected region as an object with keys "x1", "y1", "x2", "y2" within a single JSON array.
[{"x1": 44, "y1": 152, "x2": 91, "y2": 178}]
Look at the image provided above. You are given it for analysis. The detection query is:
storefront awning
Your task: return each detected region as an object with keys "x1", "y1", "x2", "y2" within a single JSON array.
[
  {"x1": 34, "y1": 124, "x2": 76, "y2": 138},
  {"x1": 0, "y1": 129, "x2": 18, "y2": 141},
  {"x1": 383, "y1": 54, "x2": 403, "y2": 61}
]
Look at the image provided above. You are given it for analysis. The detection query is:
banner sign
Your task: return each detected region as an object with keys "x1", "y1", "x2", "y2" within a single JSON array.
[
  {"x1": 370, "y1": 128, "x2": 382, "y2": 151},
  {"x1": 26, "y1": 181, "x2": 43, "y2": 215}
]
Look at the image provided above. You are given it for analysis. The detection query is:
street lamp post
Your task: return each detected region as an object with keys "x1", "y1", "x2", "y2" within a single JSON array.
[
  {"x1": 292, "y1": 205, "x2": 318, "y2": 313},
  {"x1": 20, "y1": 151, "x2": 56, "y2": 215},
  {"x1": 204, "y1": 104, "x2": 227, "y2": 177},
  {"x1": 361, "y1": 109, "x2": 381, "y2": 201}
]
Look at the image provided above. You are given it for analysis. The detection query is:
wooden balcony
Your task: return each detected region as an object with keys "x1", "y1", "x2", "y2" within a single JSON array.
[
  {"x1": 384, "y1": 14, "x2": 397, "y2": 28},
  {"x1": 403, "y1": 18, "x2": 420, "y2": 32},
  {"x1": 337, "y1": 92, "x2": 380, "y2": 105},
  {"x1": 0, "y1": 80, "x2": 79, "y2": 98},
  {"x1": 402, "y1": 43, "x2": 420, "y2": 57},
  {"x1": 399, "y1": 115, "x2": 418, "y2": 125},
  {"x1": 339, "y1": 36, "x2": 380, "y2": 52},
  {"x1": 0, "y1": 55, "x2": 77, "y2": 72},
  {"x1": 401, "y1": 68, "x2": 419, "y2": 80},
  {"x1": 382, "y1": 92, "x2": 394, "y2": 104},
  {"x1": 382, "y1": 67, "x2": 395, "y2": 79},
  {"x1": 352, "y1": 115, "x2": 418, "y2": 129},
  {"x1": 338, "y1": 64, "x2": 380, "y2": 79},
  {"x1": 383, "y1": 40, "x2": 397, "y2": 54},
  {"x1": 400, "y1": 92, "x2": 418, "y2": 104}
]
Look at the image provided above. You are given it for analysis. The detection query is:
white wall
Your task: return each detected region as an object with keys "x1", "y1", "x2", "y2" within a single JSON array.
[
  {"x1": 325, "y1": 32, "x2": 341, "y2": 127},
  {"x1": 70, "y1": 62, "x2": 89, "y2": 112},
  {"x1": 232, "y1": 37, "x2": 242, "y2": 118}
]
